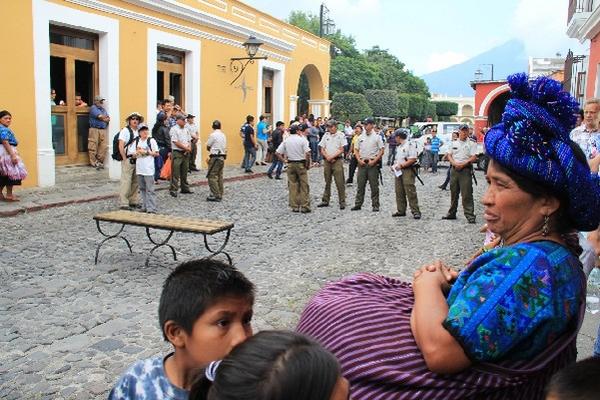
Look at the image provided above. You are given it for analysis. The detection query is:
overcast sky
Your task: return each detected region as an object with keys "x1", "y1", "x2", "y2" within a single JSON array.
[{"x1": 241, "y1": 0, "x2": 587, "y2": 75}]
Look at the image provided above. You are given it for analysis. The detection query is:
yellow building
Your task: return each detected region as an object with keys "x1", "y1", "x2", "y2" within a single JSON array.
[{"x1": 1, "y1": 0, "x2": 331, "y2": 187}]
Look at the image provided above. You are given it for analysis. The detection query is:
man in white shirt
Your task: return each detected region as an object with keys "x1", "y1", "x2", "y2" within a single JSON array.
[
  {"x1": 276, "y1": 124, "x2": 311, "y2": 213},
  {"x1": 351, "y1": 118, "x2": 385, "y2": 212},
  {"x1": 169, "y1": 114, "x2": 193, "y2": 197},
  {"x1": 118, "y1": 112, "x2": 142, "y2": 210},
  {"x1": 206, "y1": 120, "x2": 227, "y2": 202},
  {"x1": 570, "y1": 98, "x2": 600, "y2": 158},
  {"x1": 317, "y1": 119, "x2": 347, "y2": 210},
  {"x1": 185, "y1": 114, "x2": 200, "y2": 172}
]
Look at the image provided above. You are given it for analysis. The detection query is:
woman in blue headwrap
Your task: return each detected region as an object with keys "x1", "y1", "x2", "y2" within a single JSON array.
[{"x1": 296, "y1": 74, "x2": 600, "y2": 400}]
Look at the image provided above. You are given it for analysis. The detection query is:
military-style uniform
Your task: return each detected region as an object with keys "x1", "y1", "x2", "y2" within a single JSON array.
[
  {"x1": 319, "y1": 129, "x2": 346, "y2": 209},
  {"x1": 393, "y1": 140, "x2": 421, "y2": 218},
  {"x1": 353, "y1": 130, "x2": 384, "y2": 210},
  {"x1": 206, "y1": 129, "x2": 227, "y2": 201},
  {"x1": 446, "y1": 138, "x2": 477, "y2": 222},
  {"x1": 276, "y1": 133, "x2": 311, "y2": 212}
]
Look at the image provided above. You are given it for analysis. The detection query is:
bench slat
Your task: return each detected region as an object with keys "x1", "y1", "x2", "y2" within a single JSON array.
[{"x1": 93, "y1": 210, "x2": 233, "y2": 234}]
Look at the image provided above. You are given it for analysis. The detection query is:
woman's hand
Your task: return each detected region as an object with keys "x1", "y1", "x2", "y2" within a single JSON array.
[{"x1": 413, "y1": 261, "x2": 458, "y2": 295}]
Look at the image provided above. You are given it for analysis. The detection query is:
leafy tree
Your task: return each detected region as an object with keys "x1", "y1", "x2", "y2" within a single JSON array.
[
  {"x1": 330, "y1": 57, "x2": 381, "y2": 97},
  {"x1": 331, "y1": 92, "x2": 372, "y2": 122},
  {"x1": 365, "y1": 89, "x2": 398, "y2": 117},
  {"x1": 433, "y1": 101, "x2": 459, "y2": 117},
  {"x1": 287, "y1": 11, "x2": 320, "y2": 35},
  {"x1": 407, "y1": 94, "x2": 428, "y2": 121},
  {"x1": 397, "y1": 93, "x2": 410, "y2": 118},
  {"x1": 425, "y1": 101, "x2": 438, "y2": 121}
]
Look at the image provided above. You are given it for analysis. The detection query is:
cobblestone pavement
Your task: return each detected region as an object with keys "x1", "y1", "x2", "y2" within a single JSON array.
[{"x1": 1, "y1": 164, "x2": 598, "y2": 399}]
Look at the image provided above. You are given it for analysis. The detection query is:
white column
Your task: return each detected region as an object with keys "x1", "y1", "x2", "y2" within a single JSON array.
[
  {"x1": 289, "y1": 95, "x2": 299, "y2": 120},
  {"x1": 307, "y1": 99, "x2": 331, "y2": 118}
]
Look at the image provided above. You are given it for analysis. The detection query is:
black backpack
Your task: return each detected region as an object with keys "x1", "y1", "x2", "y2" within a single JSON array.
[{"x1": 111, "y1": 126, "x2": 135, "y2": 161}]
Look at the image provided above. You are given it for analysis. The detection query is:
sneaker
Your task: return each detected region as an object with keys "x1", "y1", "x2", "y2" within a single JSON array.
[
  {"x1": 372, "y1": 207, "x2": 380, "y2": 212},
  {"x1": 260, "y1": 162, "x2": 268, "y2": 166},
  {"x1": 245, "y1": 169, "x2": 253, "y2": 173},
  {"x1": 147, "y1": 210, "x2": 157, "y2": 214},
  {"x1": 346, "y1": 181, "x2": 353, "y2": 186},
  {"x1": 351, "y1": 206, "x2": 361, "y2": 211},
  {"x1": 129, "y1": 204, "x2": 143, "y2": 210},
  {"x1": 275, "y1": 176, "x2": 282, "y2": 180},
  {"x1": 317, "y1": 202, "x2": 329, "y2": 208},
  {"x1": 413, "y1": 213, "x2": 422, "y2": 220},
  {"x1": 300, "y1": 208, "x2": 312, "y2": 213},
  {"x1": 190, "y1": 167, "x2": 200, "y2": 172},
  {"x1": 392, "y1": 212, "x2": 406, "y2": 217},
  {"x1": 340, "y1": 205, "x2": 346, "y2": 210},
  {"x1": 181, "y1": 190, "x2": 194, "y2": 194},
  {"x1": 267, "y1": 173, "x2": 273, "y2": 179},
  {"x1": 206, "y1": 196, "x2": 221, "y2": 202},
  {"x1": 95, "y1": 163, "x2": 104, "y2": 170},
  {"x1": 170, "y1": 191, "x2": 178, "y2": 198},
  {"x1": 292, "y1": 207, "x2": 300, "y2": 213},
  {"x1": 438, "y1": 185, "x2": 447, "y2": 190},
  {"x1": 467, "y1": 218, "x2": 477, "y2": 224},
  {"x1": 441, "y1": 214, "x2": 457, "y2": 220}
]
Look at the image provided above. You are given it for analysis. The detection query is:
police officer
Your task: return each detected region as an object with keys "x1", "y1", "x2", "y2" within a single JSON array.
[
  {"x1": 442, "y1": 124, "x2": 477, "y2": 223},
  {"x1": 351, "y1": 118, "x2": 385, "y2": 212},
  {"x1": 317, "y1": 119, "x2": 346, "y2": 210},
  {"x1": 392, "y1": 130, "x2": 421, "y2": 219},
  {"x1": 276, "y1": 124, "x2": 311, "y2": 213},
  {"x1": 206, "y1": 120, "x2": 227, "y2": 202}
]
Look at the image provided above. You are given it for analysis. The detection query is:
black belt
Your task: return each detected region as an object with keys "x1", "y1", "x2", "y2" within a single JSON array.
[
  {"x1": 289, "y1": 160, "x2": 305, "y2": 163},
  {"x1": 209, "y1": 154, "x2": 225, "y2": 158}
]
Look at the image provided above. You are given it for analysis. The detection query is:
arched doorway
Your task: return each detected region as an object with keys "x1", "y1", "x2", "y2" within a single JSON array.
[
  {"x1": 293, "y1": 64, "x2": 328, "y2": 119},
  {"x1": 487, "y1": 91, "x2": 511, "y2": 126}
]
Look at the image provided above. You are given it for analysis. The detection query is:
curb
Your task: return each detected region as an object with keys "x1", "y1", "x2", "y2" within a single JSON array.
[{"x1": 0, "y1": 172, "x2": 267, "y2": 218}]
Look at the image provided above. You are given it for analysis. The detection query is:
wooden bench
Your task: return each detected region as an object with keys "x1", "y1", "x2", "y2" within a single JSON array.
[{"x1": 93, "y1": 210, "x2": 234, "y2": 266}]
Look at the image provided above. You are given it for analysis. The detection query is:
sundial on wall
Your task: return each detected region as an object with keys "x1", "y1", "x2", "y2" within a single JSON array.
[{"x1": 235, "y1": 76, "x2": 254, "y2": 102}]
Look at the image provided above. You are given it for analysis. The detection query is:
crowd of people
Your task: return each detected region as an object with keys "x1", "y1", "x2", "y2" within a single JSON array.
[{"x1": 103, "y1": 74, "x2": 600, "y2": 400}]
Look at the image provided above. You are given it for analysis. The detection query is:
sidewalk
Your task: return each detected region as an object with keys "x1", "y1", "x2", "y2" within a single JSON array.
[{"x1": 0, "y1": 164, "x2": 267, "y2": 217}]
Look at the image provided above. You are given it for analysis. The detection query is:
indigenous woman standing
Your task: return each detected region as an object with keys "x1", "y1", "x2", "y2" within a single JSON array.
[
  {"x1": 0, "y1": 110, "x2": 27, "y2": 201},
  {"x1": 297, "y1": 74, "x2": 600, "y2": 399}
]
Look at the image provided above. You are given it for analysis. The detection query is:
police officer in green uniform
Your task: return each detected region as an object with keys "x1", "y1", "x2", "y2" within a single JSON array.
[
  {"x1": 442, "y1": 124, "x2": 477, "y2": 223},
  {"x1": 317, "y1": 119, "x2": 346, "y2": 210},
  {"x1": 276, "y1": 124, "x2": 311, "y2": 213},
  {"x1": 351, "y1": 118, "x2": 385, "y2": 212},
  {"x1": 392, "y1": 129, "x2": 421, "y2": 219}
]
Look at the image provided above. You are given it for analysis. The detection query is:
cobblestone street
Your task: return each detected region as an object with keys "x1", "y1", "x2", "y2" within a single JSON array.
[{"x1": 1, "y1": 164, "x2": 598, "y2": 399}]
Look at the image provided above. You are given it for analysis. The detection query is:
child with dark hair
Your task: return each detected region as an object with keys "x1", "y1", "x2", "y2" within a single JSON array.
[
  {"x1": 109, "y1": 259, "x2": 255, "y2": 400},
  {"x1": 545, "y1": 357, "x2": 600, "y2": 400},
  {"x1": 190, "y1": 330, "x2": 349, "y2": 400}
]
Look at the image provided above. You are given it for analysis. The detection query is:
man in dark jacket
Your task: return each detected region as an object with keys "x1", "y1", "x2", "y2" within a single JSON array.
[{"x1": 267, "y1": 121, "x2": 285, "y2": 179}]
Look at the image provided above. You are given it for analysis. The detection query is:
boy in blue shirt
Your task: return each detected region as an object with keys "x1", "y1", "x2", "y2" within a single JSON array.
[{"x1": 109, "y1": 259, "x2": 255, "y2": 399}]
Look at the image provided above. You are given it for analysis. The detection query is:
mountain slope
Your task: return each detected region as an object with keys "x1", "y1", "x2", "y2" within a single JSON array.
[{"x1": 421, "y1": 40, "x2": 528, "y2": 96}]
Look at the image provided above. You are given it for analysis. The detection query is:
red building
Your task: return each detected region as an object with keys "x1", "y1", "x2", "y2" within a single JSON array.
[{"x1": 470, "y1": 80, "x2": 511, "y2": 139}]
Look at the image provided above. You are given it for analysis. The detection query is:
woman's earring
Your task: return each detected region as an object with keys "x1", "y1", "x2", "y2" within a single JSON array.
[{"x1": 542, "y1": 215, "x2": 550, "y2": 236}]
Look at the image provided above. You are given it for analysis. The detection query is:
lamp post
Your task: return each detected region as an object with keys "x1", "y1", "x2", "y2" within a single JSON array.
[
  {"x1": 474, "y1": 68, "x2": 483, "y2": 81},
  {"x1": 229, "y1": 36, "x2": 268, "y2": 85},
  {"x1": 480, "y1": 64, "x2": 494, "y2": 80},
  {"x1": 320, "y1": 3, "x2": 335, "y2": 37}
]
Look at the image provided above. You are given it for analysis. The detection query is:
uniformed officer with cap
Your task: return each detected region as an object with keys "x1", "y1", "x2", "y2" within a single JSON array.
[
  {"x1": 351, "y1": 117, "x2": 385, "y2": 212},
  {"x1": 392, "y1": 129, "x2": 421, "y2": 219},
  {"x1": 317, "y1": 119, "x2": 346, "y2": 209},
  {"x1": 442, "y1": 124, "x2": 477, "y2": 223},
  {"x1": 276, "y1": 124, "x2": 312, "y2": 213}
]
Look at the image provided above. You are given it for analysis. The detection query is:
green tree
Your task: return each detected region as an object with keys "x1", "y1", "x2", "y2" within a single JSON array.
[
  {"x1": 365, "y1": 89, "x2": 398, "y2": 117},
  {"x1": 425, "y1": 101, "x2": 438, "y2": 121},
  {"x1": 397, "y1": 93, "x2": 410, "y2": 118},
  {"x1": 433, "y1": 101, "x2": 459, "y2": 117},
  {"x1": 330, "y1": 56, "x2": 381, "y2": 97},
  {"x1": 287, "y1": 11, "x2": 320, "y2": 35},
  {"x1": 331, "y1": 92, "x2": 372, "y2": 122},
  {"x1": 407, "y1": 94, "x2": 428, "y2": 121}
]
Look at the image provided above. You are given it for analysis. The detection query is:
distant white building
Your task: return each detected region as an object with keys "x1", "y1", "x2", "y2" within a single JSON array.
[
  {"x1": 529, "y1": 57, "x2": 564, "y2": 78},
  {"x1": 431, "y1": 94, "x2": 475, "y2": 124}
]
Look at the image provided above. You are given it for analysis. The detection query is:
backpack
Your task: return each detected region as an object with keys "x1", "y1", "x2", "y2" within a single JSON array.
[
  {"x1": 111, "y1": 126, "x2": 135, "y2": 161},
  {"x1": 128, "y1": 137, "x2": 156, "y2": 164},
  {"x1": 240, "y1": 124, "x2": 246, "y2": 139}
]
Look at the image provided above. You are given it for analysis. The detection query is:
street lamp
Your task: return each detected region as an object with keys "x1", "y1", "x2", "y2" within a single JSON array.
[
  {"x1": 324, "y1": 17, "x2": 336, "y2": 35},
  {"x1": 229, "y1": 35, "x2": 268, "y2": 85},
  {"x1": 479, "y1": 64, "x2": 494, "y2": 80},
  {"x1": 474, "y1": 68, "x2": 483, "y2": 81}
]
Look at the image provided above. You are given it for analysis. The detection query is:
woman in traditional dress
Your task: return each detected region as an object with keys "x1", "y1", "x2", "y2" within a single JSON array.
[
  {"x1": 0, "y1": 110, "x2": 27, "y2": 201},
  {"x1": 297, "y1": 74, "x2": 600, "y2": 400}
]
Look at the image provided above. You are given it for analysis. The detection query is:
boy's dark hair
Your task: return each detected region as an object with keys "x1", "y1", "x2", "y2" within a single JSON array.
[
  {"x1": 190, "y1": 330, "x2": 341, "y2": 400},
  {"x1": 276, "y1": 121, "x2": 284, "y2": 127},
  {"x1": 246, "y1": 115, "x2": 254, "y2": 123},
  {"x1": 259, "y1": 115, "x2": 266, "y2": 121},
  {"x1": 212, "y1": 120, "x2": 221, "y2": 130},
  {"x1": 158, "y1": 259, "x2": 255, "y2": 341},
  {"x1": 545, "y1": 357, "x2": 600, "y2": 400}
]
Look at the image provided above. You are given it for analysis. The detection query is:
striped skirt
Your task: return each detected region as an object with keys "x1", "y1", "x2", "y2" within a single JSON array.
[{"x1": 296, "y1": 273, "x2": 578, "y2": 400}]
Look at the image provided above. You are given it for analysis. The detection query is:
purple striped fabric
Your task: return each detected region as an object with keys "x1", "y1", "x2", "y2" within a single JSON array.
[{"x1": 296, "y1": 273, "x2": 582, "y2": 400}]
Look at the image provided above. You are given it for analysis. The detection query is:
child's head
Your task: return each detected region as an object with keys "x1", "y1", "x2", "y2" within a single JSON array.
[
  {"x1": 192, "y1": 330, "x2": 349, "y2": 400},
  {"x1": 545, "y1": 357, "x2": 600, "y2": 400},
  {"x1": 159, "y1": 259, "x2": 255, "y2": 367}
]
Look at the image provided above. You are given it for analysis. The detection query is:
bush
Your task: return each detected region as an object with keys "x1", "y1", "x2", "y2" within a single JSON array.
[
  {"x1": 331, "y1": 92, "x2": 373, "y2": 123},
  {"x1": 364, "y1": 89, "x2": 398, "y2": 118},
  {"x1": 425, "y1": 101, "x2": 437, "y2": 121},
  {"x1": 433, "y1": 101, "x2": 459, "y2": 117},
  {"x1": 397, "y1": 93, "x2": 410, "y2": 118},
  {"x1": 407, "y1": 95, "x2": 428, "y2": 120}
]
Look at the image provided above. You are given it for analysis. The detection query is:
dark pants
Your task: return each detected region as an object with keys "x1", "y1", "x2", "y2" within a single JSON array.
[
  {"x1": 309, "y1": 139, "x2": 320, "y2": 163},
  {"x1": 243, "y1": 147, "x2": 256, "y2": 171},
  {"x1": 447, "y1": 167, "x2": 475, "y2": 220},
  {"x1": 267, "y1": 158, "x2": 283, "y2": 177},
  {"x1": 387, "y1": 145, "x2": 397, "y2": 166},
  {"x1": 170, "y1": 151, "x2": 190, "y2": 192},
  {"x1": 431, "y1": 151, "x2": 439, "y2": 173},
  {"x1": 441, "y1": 167, "x2": 451, "y2": 188},
  {"x1": 347, "y1": 156, "x2": 358, "y2": 183},
  {"x1": 355, "y1": 164, "x2": 380, "y2": 208},
  {"x1": 189, "y1": 140, "x2": 198, "y2": 170},
  {"x1": 154, "y1": 147, "x2": 169, "y2": 181}
]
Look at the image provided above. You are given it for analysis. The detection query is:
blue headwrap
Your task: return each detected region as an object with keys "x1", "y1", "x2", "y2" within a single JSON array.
[{"x1": 485, "y1": 73, "x2": 600, "y2": 231}]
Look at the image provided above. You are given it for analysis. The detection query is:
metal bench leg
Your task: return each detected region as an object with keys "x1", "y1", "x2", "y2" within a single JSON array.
[
  {"x1": 203, "y1": 228, "x2": 232, "y2": 264},
  {"x1": 145, "y1": 227, "x2": 177, "y2": 267},
  {"x1": 95, "y1": 220, "x2": 132, "y2": 265}
]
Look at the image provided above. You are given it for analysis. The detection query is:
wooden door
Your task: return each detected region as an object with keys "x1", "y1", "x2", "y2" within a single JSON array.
[
  {"x1": 262, "y1": 69, "x2": 274, "y2": 123},
  {"x1": 50, "y1": 27, "x2": 99, "y2": 165},
  {"x1": 157, "y1": 48, "x2": 185, "y2": 106}
]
